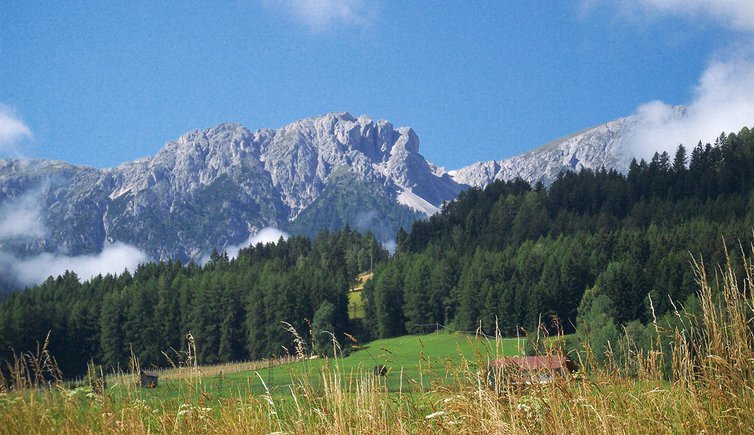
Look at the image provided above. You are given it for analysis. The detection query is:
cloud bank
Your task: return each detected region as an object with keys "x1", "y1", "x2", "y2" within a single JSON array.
[
  {"x1": 0, "y1": 105, "x2": 32, "y2": 157},
  {"x1": 0, "y1": 244, "x2": 149, "y2": 287},
  {"x1": 627, "y1": 56, "x2": 754, "y2": 158},
  {"x1": 0, "y1": 191, "x2": 150, "y2": 288},
  {"x1": 268, "y1": 0, "x2": 376, "y2": 32}
]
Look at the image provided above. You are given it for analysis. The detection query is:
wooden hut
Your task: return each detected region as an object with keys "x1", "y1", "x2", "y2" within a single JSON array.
[
  {"x1": 139, "y1": 370, "x2": 158, "y2": 388},
  {"x1": 487, "y1": 356, "x2": 574, "y2": 387}
]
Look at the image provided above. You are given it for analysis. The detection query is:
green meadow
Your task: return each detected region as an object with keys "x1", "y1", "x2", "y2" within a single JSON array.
[{"x1": 112, "y1": 332, "x2": 523, "y2": 402}]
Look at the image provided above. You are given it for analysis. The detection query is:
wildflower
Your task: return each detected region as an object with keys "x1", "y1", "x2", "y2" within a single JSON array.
[{"x1": 425, "y1": 410, "x2": 446, "y2": 420}]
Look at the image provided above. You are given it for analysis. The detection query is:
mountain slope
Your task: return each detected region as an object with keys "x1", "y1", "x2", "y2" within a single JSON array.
[
  {"x1": 0, "y1": 113, "x2": 462, "y2": 269},
  {"x1": 450, "y1": 107, "x2": 687, "y2": 188},
  {"x1": 286, "y1": 169, "x2": 423, "y2": 242},
  {"x1": 0, "y1": 109, "x2": 692, "y2": 289}
]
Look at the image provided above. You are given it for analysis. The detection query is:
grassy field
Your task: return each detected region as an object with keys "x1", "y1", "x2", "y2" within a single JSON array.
[
  {"x1": 0, "y1": 331, "x2": 528, "y2": 433},
  {"x1": 2, "y1": 258, "x2": 754, "y2": 433},
  {"x1": 347, "y1": 290, "x2": 365, "y2": 320},
  {"x1": 346, "y1": 271, "x2": 372, "y2": 320},
  {"x1": 109, "y1": 332, "x2": 522, "y2": 402}
]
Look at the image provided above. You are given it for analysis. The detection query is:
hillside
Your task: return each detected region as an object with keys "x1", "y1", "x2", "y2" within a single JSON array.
[
  {"x1": 0, "y1": 113, "x2": 462, "y2": 290},
  {"x1": 364, "y1": 125, "x2": 754, "y2": 358},
  {"x1": 450, "y1": 106, "x2": 687, "y2": 188}
]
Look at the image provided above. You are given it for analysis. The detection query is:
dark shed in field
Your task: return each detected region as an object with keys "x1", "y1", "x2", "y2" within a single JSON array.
[{"x1": 139, "y1": 370, "x2": 158, "y2": 388}]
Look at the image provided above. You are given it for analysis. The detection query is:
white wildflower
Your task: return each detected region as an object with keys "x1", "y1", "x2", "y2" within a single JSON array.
[{"x1": 425, "y1": 410, "x2": 446, "y2": 420}]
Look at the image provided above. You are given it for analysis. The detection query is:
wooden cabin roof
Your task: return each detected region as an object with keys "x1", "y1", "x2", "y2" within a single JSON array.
[{"x1": 489, "y1": 355, "x2": 572, "y2": 371}]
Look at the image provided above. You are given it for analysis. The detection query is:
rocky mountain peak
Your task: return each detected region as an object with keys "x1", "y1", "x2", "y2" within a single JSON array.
[
  {"x1": 0, "y1": 112, "x2": 465, "y2": 266},
  {"x1": 253, "y1": 113, "x2": 459, "y2": 218},
  {"x1": 451, "y1": 107, "x2": 688, "y2": 189},
  {"x1": 1, "y1": 108, "x2": 683, "y2": 281}
]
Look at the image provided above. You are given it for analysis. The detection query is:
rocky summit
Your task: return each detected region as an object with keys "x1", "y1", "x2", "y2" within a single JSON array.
[
  {"x1": 0, "y1": 113, "x2": 463, "y2": 265},
  {"x1": 450, "y1": 117, "x2": 636, "y2": 188},
  {"x1": 0, "y1": 109, "x2": 673, "y2": 282},
  {"x1": 450, "y1": 106, "x2": 687, "y2": 189}
]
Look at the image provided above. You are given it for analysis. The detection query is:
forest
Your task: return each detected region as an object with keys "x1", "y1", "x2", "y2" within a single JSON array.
[
  {"x1": 363, "y1": 126, "x2": 754, "y2": 363},
  {"x1": 0, "y1": 230, "x2": 385, "y2": 377},
  {"x1": 1, "y1": 125, "x2": 753, "y2": 378}
]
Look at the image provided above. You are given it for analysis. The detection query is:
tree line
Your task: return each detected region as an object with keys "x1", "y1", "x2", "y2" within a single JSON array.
[{"x1": 0, "y1": 228, "x2": 385, "y2": 377}]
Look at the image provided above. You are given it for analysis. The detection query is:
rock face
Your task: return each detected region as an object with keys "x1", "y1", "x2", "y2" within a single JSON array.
[
  {"x1": 0, "y1": 113, "x2": 463, "y2": 263},
  {"x1": 450, "y1": 107, "x2": 687, "y2": 189},
  {"x1": 451, "y1": 118, "x2": 636, "y2": 188},
  {"x1": 0, "y1": 109, "x2": 683, "y2": 281}
]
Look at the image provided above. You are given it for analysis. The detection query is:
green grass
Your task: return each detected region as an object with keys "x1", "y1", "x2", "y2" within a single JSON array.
[
  {"x1": 347, "y1": 290, "x2": 365, "y2": 319},
  {"x1": 114, "y1": 332, "x2": 523, "y2": 403}
]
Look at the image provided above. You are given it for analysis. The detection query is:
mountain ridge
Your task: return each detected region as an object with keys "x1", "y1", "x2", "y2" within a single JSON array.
[
  {"x1": 0, "y1": 109, "x2": 688, "y2": 288},
  {"x1": 0, "y1": 113, "x2": 462, "y2": 270},
  {"x1": 450, "y1": 105, "x2": 687, "y2": 188}
]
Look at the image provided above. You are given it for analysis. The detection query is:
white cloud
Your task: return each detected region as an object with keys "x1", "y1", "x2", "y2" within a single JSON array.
[
  {"x1": 254, "y1": 226, "x2": 288, "y2": 242},
  {"x1": 382, "y1": 239, "x2": 396, "y2": 255},
  {"x1": 201, "y1": 227, "x2": 290, "y2": 264},
  {"x1": 241, "y1": 227, "x2": 289, "y2": 251},
  {"x1": 0, "y1": 191, "x2": 47, "y2": 241},
  {"x1": 1, "y1": 243, "x2": 149, "y2": 287},
  {"x1": 626, "y1": 56, "x2": 754, "y2": 158},
  {"x1": 0, "y1": 190, "x2": 150, "y2": 288},
  {"x1": 0, "y1": 105, "x2": 32, "y2": 157},
  {"x1": 583, "y1": 0, "x2": 754, "y2": 32},
  {"x1": 354, "y1": 210, "x2": 377, "y2": 232},
  {"x1": 268, "y1": 0, "x2": 376, "y2": 32},
  {"x1": 632, "y1": 0, "x2": 754, "y2": 32}
]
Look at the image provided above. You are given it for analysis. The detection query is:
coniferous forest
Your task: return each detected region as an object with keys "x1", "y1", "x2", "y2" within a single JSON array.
[
  {"x1": 0, "y1": 230, "x2": 386, "y2": 377},
  {"x1": 364, "y1": 127, "x2": 754, "y2": 362},
  {"x1": 1, "y1": 126, "x2": 754, "y2": 377}
]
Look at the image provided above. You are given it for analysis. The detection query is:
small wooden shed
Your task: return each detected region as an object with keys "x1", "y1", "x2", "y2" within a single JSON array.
[
  {"x1": 488, "y1": 356, "x2": 574, "y2": 386},
  {"x1": 373, "y1": 364, "x2": 388, "y2": 377},
  {"x1": 139, "y1": 370, "x2": 158, "y2": 388}
]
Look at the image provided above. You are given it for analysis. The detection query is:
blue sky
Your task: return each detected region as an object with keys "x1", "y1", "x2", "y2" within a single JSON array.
[{"x1": 1, "y1": 1, "x2": 753, "y2": 169}]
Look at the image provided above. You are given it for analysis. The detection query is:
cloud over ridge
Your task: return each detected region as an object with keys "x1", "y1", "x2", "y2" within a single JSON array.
[
  {"x1": 0, "y1": 191, "x2": 47, "y2": 241},
  {"x1": 582, "y1": 0, "x2": 754, "y2": 158},
  {"x1": 627, "y1": 55, "x2": 754, "y2": 158},
  {"x1": 0, "y1": 190, "x2": 150, "y2": 288},
  {"x1": 0, "y1": 105, "x2": 32, "y2": 157}
]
